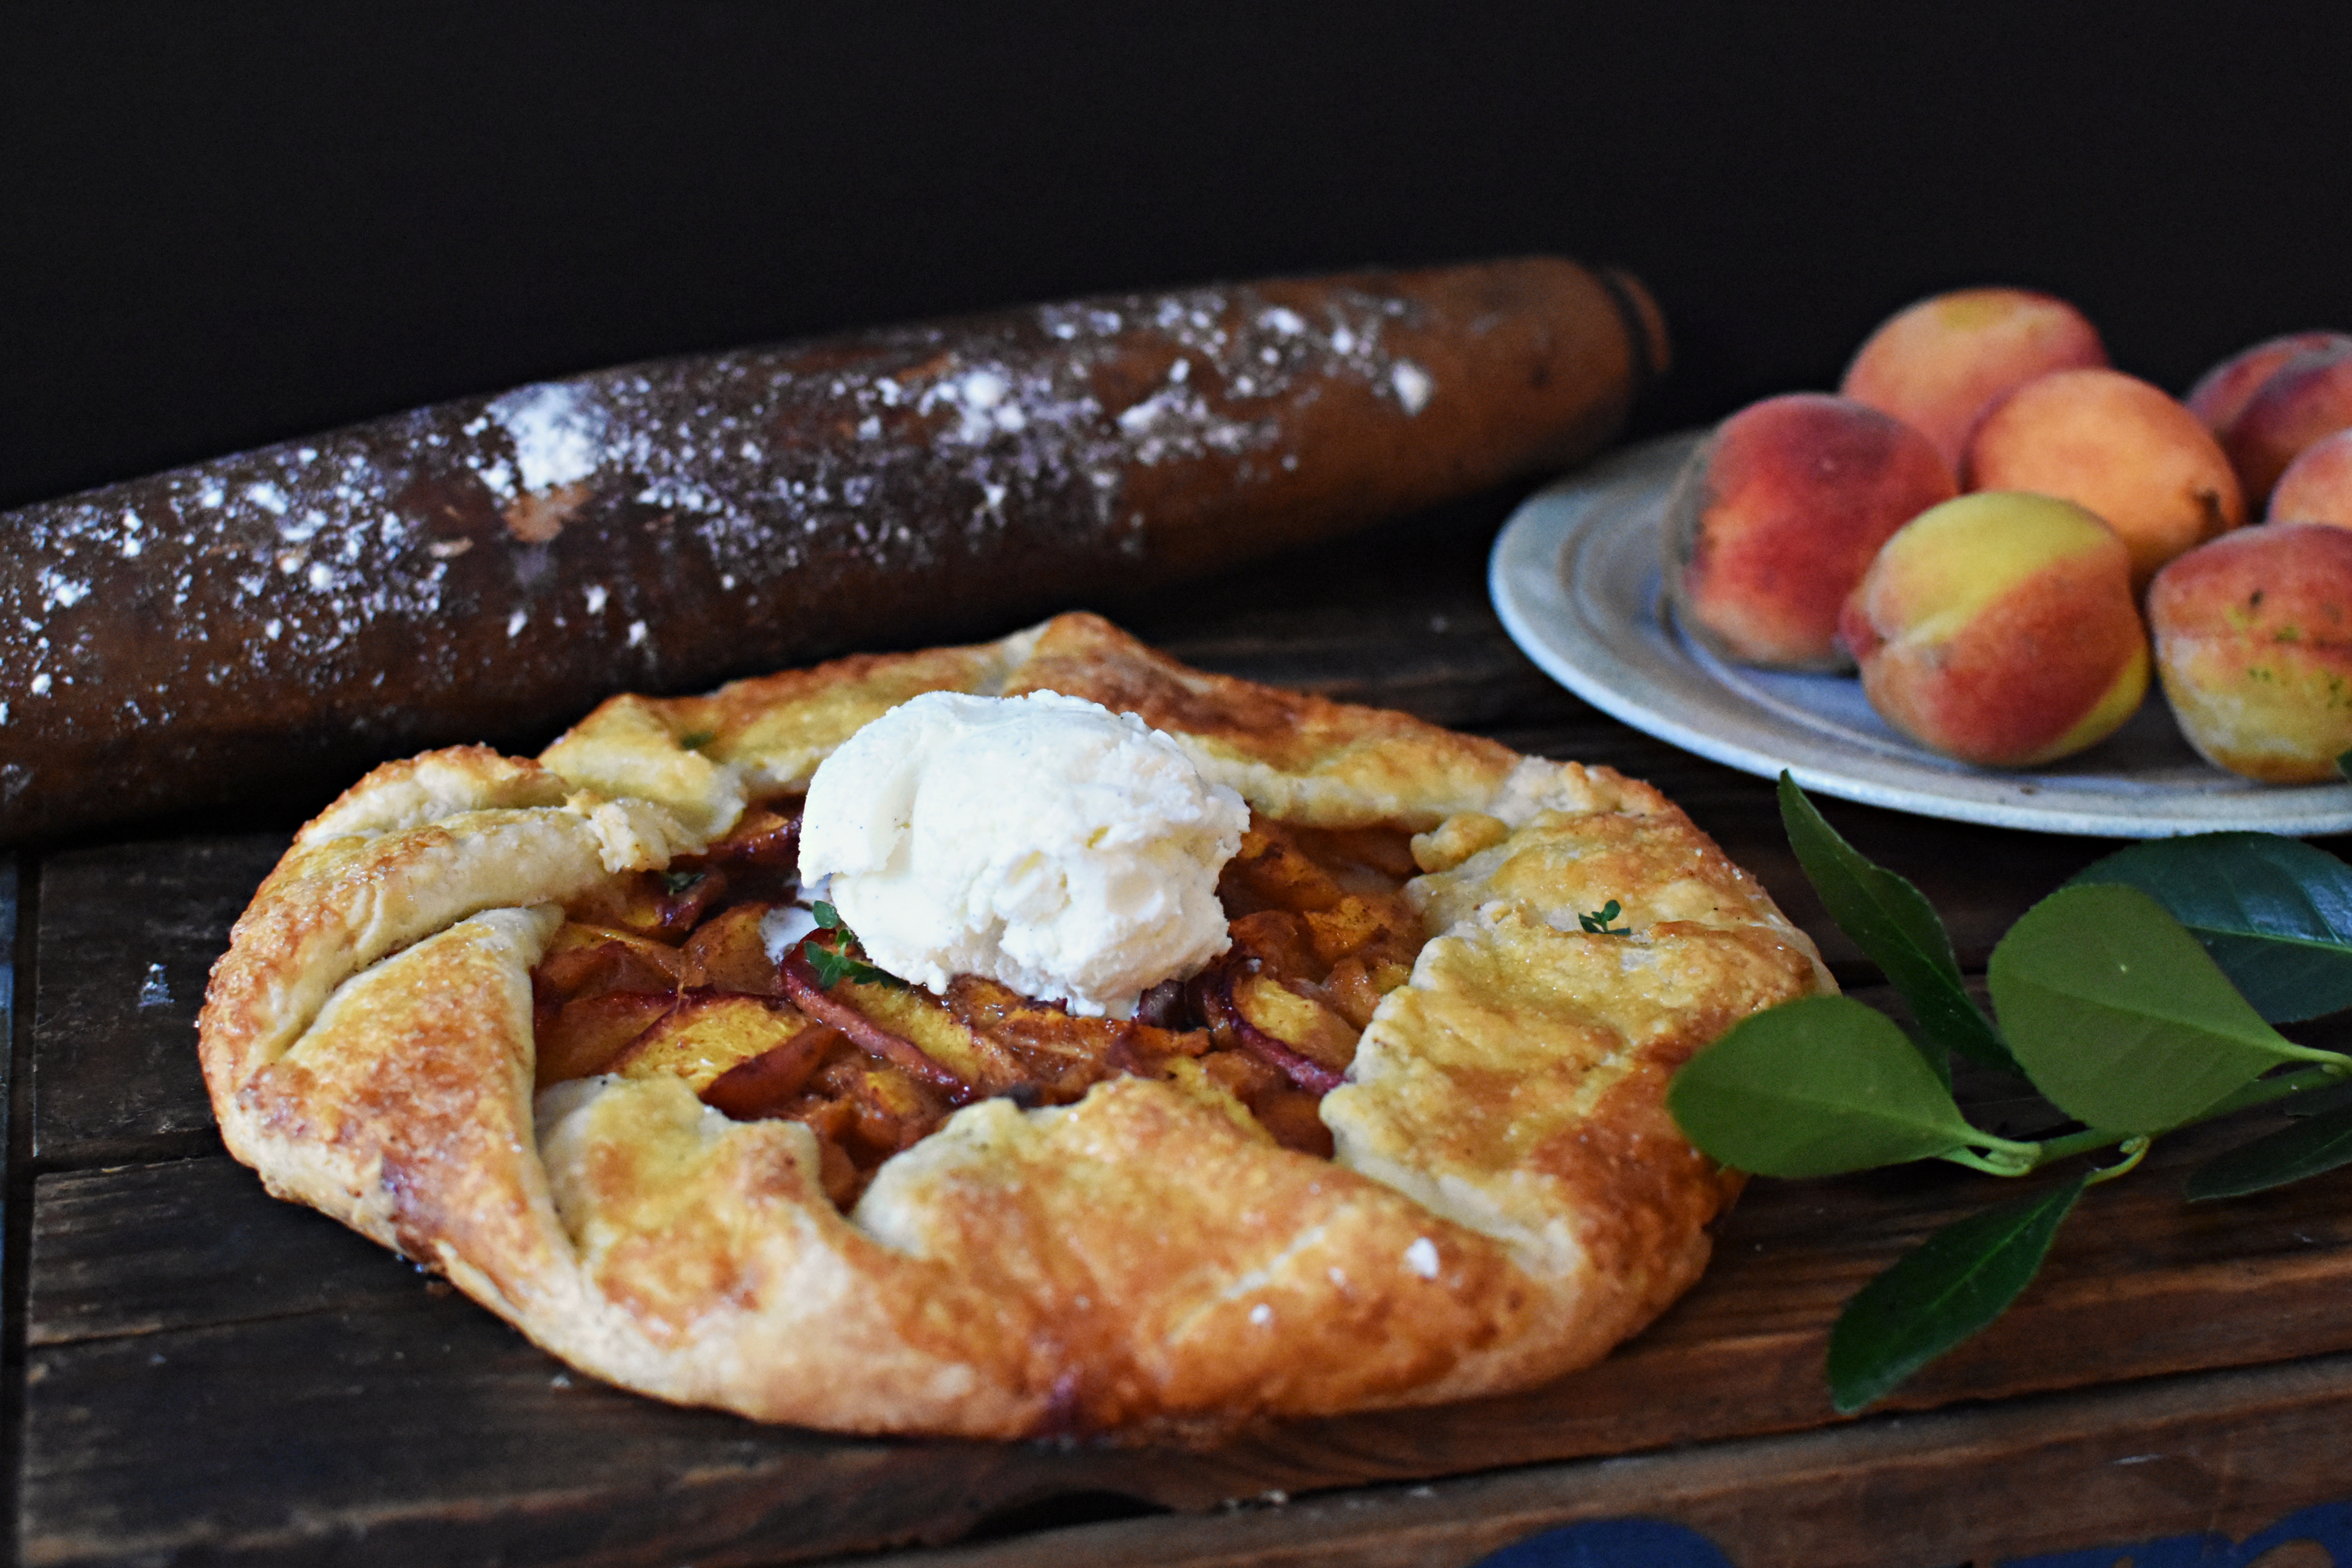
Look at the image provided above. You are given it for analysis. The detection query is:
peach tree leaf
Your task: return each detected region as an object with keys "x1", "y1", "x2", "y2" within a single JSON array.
[
  {"x1": 1779, "y1": 774, "x2": 2015, "y2": 1081},
  {"x1": 2067, "y1": 832, "x2": 2352, "y2": 1022},
  {"x1": 1668, "y1": 995, "x2": 1980, "y2": 1178},
  {"x1": 1989, "y1": 884, "x2": 2326, "y2": 1133},
  {"x1": 1828, "y1": 1173, "x2": 2086, "y2": 1412},
  {"x1": 2188, "y1": 1101, "x2": 2352, "y2": 1200}
]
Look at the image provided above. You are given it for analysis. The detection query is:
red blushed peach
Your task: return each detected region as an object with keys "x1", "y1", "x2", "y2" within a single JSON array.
[
  {"x1": 2270, "y1": 428, "x2": 2352, "y2": 528},
  {"x1": 1962, "y1": 368, "x2": 2244, "y2": 591},
  {"x1": 2149, "y1": 524, "x2": 2352, "y2": 783},
  {"x1": 1664, "y1": 393, "x2": 1957, "y2": 670},
  {"x1": 2183, "y1": 330, "x2": 2352, "y2": 433},
  {"x1": 2219, "y1": 343, "x2": 2352, "y2": 507},
  {"x1": 1840, "y1": 287, "x2": 2108, "y2": 470},
  {"x1": 1839, "y1": 492, "x2": 2149, "y2": 768}
]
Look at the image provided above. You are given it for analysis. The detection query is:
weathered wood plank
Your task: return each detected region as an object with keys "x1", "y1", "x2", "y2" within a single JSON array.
[
  {"x1": 25, "y1": 1157, "x2": 430, "y2": 1346},
  {"x1": 22, "y1": 1103, "x2": 2352, "y2": 1566},
  {"x1": 873, "y1": 1354, "x2": 2352, "y2": 1568},
  {"x1": 18, "y1": 1174, "x2": 1209, "y2": 1568},
  {"x1": 1114, "y1": 483, "x2": 1588, "y2": 734},
  {"x1": 1210, "y1": 1107, "x2": 2352, "y2": 1488},
  {"x1": 29, "y1": 834, "x2": 287, "y2": 1165},
  {"x1": 1147, "y1": 592, "x2": 1585, "y2": 735},
  {"x1": 25, "y1": 493, "x2": 2352, "y2": 1568},
  {"x1": 22, "y1": 1285, "x2": 983, "y2": 1568},
  {"x1": 2, "y1": 853, "x2": 18, "y2": 1291}
]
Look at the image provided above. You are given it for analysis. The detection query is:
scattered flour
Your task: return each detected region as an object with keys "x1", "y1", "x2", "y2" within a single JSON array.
[{"x1": 2, "y1": 279, "x2": 1442, "y2": 778}]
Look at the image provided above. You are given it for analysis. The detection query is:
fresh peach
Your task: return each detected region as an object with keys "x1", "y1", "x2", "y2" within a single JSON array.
[
  {"x1": 1962, "y1": 368, "x2": 2243, "y2": 591},
  {"x1": 2270, "y1": 428, "x2": 2352, "y2": 528},
  {"x1": 1840, "y1": 287, "x2": 2108, "y2": 470},
  {"x1": 2149, "y1": 523, "x2": 2352, "y2": 783},
  {"x1": 2183, "y1": 330, "x2": 2352, "y2": 433},
  {"x1": 1664, "y1": 392, "x2": 1957, "y2": 670},
  {"x1": 1839, "y1": 492, "x2": 2148, "y2": 768},
  {"x1": 2218, "y1": 343, "x2": 2352, "y2": 507}
]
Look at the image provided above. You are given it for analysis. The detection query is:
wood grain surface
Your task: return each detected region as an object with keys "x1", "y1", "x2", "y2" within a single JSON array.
[{"x1": 9, "y1": 484, "x2": 2352, "y2": 1568}]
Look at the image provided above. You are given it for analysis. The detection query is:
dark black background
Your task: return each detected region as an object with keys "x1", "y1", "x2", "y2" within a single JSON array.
[{"x1": 5, "y1": 2, "x2": 2348, "y2": 511}]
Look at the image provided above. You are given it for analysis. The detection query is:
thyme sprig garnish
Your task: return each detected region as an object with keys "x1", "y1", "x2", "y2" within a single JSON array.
[
  {"x1": 1578, "y1": 899, "x2": 1633, "y2": 935},
  {"x1": 806, "y1": 900, "x2": 906, "y2": 989}
]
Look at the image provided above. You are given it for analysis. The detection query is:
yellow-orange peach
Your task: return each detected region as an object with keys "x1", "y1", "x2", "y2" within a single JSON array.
[
  {"x1": 2184, "y1": 330, "x2": 2352, "y2": 433},
  {"x1": 1840, "y1": 287, "x2": 2107, "y2": 470},
  {"x1": 1664, "y1": 393, "x2": 1957, "y2": 670},
  {"x1": 2220, "y1": 343, "x2": 2352, "y2": 507},
  {"x1": 1962, "y1": 368, "x2": 2243, "y2": 591},
  {"x1": 1839, "y1": 492, "x2": 2148, "y2": 768},
  {"x1": 2270, "y1": 428, "x2": 2352, "y2": 528},
  {"x1": 2149, "y1": 523, "x2": 2352, "y2": 783}
]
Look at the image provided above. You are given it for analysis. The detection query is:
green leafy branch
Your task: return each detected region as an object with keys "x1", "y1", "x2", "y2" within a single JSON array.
[{"x1": 1667, "y1": 775, "x2": 2352, "y2": 1413}]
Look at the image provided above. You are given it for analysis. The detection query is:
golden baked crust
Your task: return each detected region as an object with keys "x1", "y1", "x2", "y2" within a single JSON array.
[{"x1": 198, "y1": 612, "x2": 1828, "y2": 1442}]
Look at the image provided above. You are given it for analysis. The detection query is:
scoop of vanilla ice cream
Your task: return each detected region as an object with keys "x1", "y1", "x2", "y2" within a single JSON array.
[{"x1": 797, "y1": 690, "x2": 1249, "y2": 1016}]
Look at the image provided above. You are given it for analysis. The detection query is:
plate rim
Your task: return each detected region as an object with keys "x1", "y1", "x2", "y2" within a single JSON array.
[{"x1": 1490, "y1": 431, "x2": 2352, "y2": 838}]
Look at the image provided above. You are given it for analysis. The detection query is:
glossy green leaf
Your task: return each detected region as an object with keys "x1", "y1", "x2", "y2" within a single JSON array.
[
  {"x1": 1667, "y1": 995, "x2": 1981, "y2": 1178},
  {"x1": 2187, "y1": 1100, "x2": 2352, "y2": 1199},
  {"x1": 2067, "y1": 833, "x2": 2352, "y2": 1022},
  {"x1": 1989, "y1": 884, "x2": 2320, "y2": 1133},
  {"x1": 2286, "y1": 1078, "x2": 2352, "y2": 1118},
  {"x1": 1779, "y1": 774, "x2": 2015, "y2": 1078},
  {"x1": 1828, "y1": 1173, "x2": 2087, "y2": 1412}
]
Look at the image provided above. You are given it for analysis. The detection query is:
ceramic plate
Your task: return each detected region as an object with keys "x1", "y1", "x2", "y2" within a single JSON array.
[{"x1": 1490, "y1": 431, "x2": 2352, "y2": 837}]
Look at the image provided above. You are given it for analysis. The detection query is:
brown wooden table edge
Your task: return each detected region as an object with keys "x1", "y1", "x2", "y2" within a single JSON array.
[
  {"x1": 859, "y1": 1351, "x2": 2352, "y2": 1568},
  {"x1": 5, "y1": 855, "x2": 32, "y2": 1568}
]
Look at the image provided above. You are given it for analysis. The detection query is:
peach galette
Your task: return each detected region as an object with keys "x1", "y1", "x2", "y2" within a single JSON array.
[{"x1": 198, "y1": 613, "x2": 1826, "y2": 1441}]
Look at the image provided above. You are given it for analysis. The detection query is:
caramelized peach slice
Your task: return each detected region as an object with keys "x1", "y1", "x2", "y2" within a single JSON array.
[
  {"x1": 1220, "y1": 819, "x2": 1350, "y2": 916},
  {"x1": 536, "y1": 922, "x2": 687, "y2": 1003},
  {"x1": 1223, "y1": 909, "x2": 1321, "y2": 978},
  {"x1": 945, "y1": 976, "x2": 1209, "y2": 1102},
  {"x1": 607, "y1": 989, "x2": 821, "y2": 1093},
  {"x1": 698, "y1": 805, "x2": 802, "y2": 867},
  {"x1": 1155, "y1": 1056, "x2": 1275, "y2": 1141},
  {"x1": 1198, "y1": 961, "x2": 1346, "y2": 1094},
  {"x1": 700, "y1": 1025, "x2": 840, "y2": 1120},
  {"x1": 847, "y1": 1065, "x2": 948, "y2": 1156},
  {"x1": 1229, "y1": 969, "x2": 1359, "y2": 1078},
  {"x1": 831, "y1": 974, "x2": 1030, "y2": 1094},
  {"x1": 535, "y1": 989, "x2": 678, "y2": 1089},
  {"x1": 1291, "y1": 822, "x2": 1423, "y2": 884},
  {"x1": 679, "y1": 902, "x2": 788, "y2": 995},
  {"x1": 1303, "y1": 891, "x2": 1419, "y2": 971},
  {"x1": 566, "y1": 866, "x2": 731, "y2": 940},
  {"x1": 779, "y1": 940, "x2": 979, "y2": 1102},
  {"x1": 1320, "y1": 955, "x2": 1413, "y2": 1030}
]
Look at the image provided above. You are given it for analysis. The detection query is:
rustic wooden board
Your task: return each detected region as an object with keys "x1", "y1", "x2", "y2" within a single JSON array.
[
  {"x1": 29, "y1": 833, "x2": 286, "y2": 1165},
  {"x1": 15, "y1": 502, "x2": 2352, "y2": 1566},
  {"x1": 2, "y1": 853, "x2": 18, "y2": 1307},
  {"x1": 873, "y1": 1354, "x2": 2352, "y2": 1568},
  {"x1": 20, "y1": 1098, "x2": 2352, "y2": 1567},
  {"x1": 1118, "y1": 487, "x2": 1575, "y2": 734}
]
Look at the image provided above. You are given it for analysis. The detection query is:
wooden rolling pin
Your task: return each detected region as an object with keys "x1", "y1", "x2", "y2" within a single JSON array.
[{"x1": 0, "y1": 256, "x2": 1666, "y2": 843}]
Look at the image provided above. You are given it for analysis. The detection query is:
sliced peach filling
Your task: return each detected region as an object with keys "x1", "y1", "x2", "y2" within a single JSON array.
[{"x1": 530, "y1": 804, "x2": 1423, "y2": 1209}]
